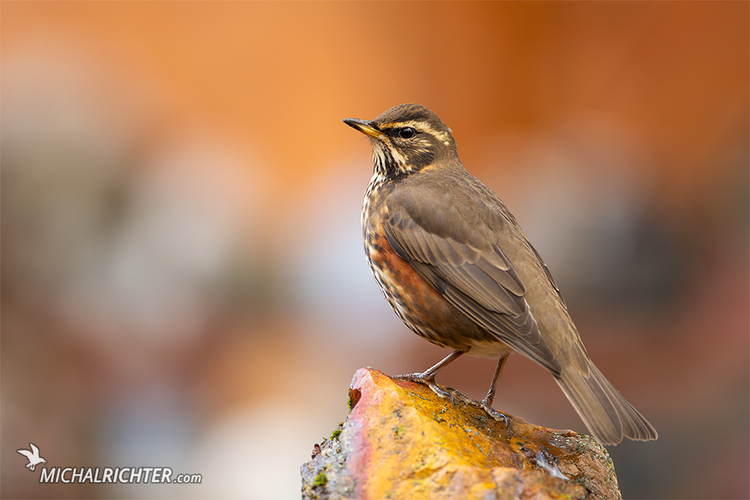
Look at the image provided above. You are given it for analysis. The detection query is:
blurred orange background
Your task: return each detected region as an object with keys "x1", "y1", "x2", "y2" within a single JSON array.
[{"x1": 2, "y1": 2, "x2": 748, "y2": 498}]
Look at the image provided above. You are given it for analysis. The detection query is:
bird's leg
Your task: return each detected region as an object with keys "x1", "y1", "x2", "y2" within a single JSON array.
[
  {"x1": 478, "y1": 354, "x2": 509, "y2": 425},
  {"x1": 395, "y1": 350, "x2": 465, "y2": 402}
]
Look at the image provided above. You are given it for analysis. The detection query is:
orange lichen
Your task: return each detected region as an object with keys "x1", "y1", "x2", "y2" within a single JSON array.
[{"x1": 341, "y1": 368, "x2": 619, "y2": 500}]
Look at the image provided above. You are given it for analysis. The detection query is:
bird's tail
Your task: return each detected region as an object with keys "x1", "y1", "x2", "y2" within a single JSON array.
[{"x1": 555, "y1": 362, "x2": 658, "y2": 445}]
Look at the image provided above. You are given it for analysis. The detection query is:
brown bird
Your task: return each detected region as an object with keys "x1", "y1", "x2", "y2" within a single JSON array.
[{"x1": 344, "y1": 103, "x2": 657, "y2": 445}]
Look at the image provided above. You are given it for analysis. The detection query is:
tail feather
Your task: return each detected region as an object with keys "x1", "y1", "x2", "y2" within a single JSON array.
[{"x1": 556, "y1": 363, "x2": 658, "y2": 445}]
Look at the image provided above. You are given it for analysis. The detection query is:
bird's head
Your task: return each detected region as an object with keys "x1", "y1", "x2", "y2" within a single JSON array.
[{"x1": 344, "y1": 103, "x2": 458, "y2": 181}]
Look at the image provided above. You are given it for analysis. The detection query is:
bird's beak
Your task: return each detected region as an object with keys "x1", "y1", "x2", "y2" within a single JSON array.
[{"x1": 343, "y1": 118, "x2": 384, "y2": 140}]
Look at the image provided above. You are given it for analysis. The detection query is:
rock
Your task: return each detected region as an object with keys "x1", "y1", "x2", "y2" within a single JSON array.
[{"x1": 301, "y1": 368, "x2": 622, "y2": 500}]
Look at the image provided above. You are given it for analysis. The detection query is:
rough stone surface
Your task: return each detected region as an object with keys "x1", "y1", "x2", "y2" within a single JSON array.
[{"x1": 301, "y1": 367, "x2": 622, "y2": 500}]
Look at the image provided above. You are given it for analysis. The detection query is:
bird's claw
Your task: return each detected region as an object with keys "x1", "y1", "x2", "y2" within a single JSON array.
[
  {"x1": 394, "y1": 373, "x2": 455, "y2": 404},
  {"x1": 480, "y1": 398, "x2": 509, "y2": 427},
  {"x1": 464, "y1": 397, "x2": 509, "y2": 427},
  {"x1": 427, "y1": 380, "x2": 455, "y2": 404}
]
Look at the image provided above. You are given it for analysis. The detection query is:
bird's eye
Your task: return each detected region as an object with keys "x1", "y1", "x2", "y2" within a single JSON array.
[{"x1": 399, "y1": 127, "x2": 416, "y2": 139}]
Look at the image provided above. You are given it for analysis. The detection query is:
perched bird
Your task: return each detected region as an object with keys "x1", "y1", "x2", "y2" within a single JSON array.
[{"x1": 344, "y1": 103, "x2": 657, "y2": 445}]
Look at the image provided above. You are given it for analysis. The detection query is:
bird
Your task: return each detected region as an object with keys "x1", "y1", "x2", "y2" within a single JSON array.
[
  {"x1": 17, "y1": 443, "x2": 46, "y2": 471},
  {"x1": 344, "y1": 103, "x2": 657, "y2": 445}
]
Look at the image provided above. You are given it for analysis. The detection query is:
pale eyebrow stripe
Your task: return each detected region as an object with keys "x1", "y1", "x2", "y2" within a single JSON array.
[{"x1": 379, "y1": 120, "x2": 450, "y2": 143}]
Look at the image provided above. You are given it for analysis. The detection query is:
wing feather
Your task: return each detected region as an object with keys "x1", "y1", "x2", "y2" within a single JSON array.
[{"x1": 383, "y1": 206, "x2": 562, "y2": 375}]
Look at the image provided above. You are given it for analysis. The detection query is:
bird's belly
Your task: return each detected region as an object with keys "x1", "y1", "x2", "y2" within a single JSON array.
[{"x1": 365, "y1": 229, "x2": 502, "y2": 353}]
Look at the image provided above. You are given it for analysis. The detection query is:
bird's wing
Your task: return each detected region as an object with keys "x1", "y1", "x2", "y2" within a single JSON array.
[
  {"x1": 384, "y1": 194, "x2": 561, "y2": 375},
  {"x1": 17, "y1": 449, "x2": 32, "y2": 459},
  {"x1": 30, "y1": 443, "x2": 39, "y2": 455}
]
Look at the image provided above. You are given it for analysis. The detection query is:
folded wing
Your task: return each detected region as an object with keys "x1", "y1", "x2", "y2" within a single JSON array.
[{"x1": 384, "y1": 204, "x2": 561, "y2": 375}]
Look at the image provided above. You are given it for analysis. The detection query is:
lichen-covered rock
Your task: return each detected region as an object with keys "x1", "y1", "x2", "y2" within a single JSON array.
[{"x1": 301, "y1": 368, "x2": 621, "y2": 500}]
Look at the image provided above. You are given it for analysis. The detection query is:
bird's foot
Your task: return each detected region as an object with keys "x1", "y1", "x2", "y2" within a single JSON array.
[
  {"x1": 394, "y1": 373, "x2": 455, "y2": 404},
  {"x1": 466, "y1": 397, "x2": 509, "y2": 427}
]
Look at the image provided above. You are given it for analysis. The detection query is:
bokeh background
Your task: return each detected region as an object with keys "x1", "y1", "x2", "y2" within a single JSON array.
[{"x1": 2, "y1": 2, "x2": 748, "y2": 499}]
